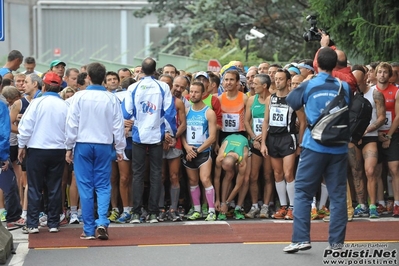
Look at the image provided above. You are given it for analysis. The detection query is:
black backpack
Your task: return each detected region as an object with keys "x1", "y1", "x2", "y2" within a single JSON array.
[
  {"x1": 309, "y1": 79, "x2": 351, "y2": 146},
  {"x1": 349, "y1": 86, "x2": 373, "y2": 143}
]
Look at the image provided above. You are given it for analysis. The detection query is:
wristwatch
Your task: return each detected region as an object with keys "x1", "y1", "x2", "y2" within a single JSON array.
[{"x1": 385, "y1": 134, "x2": 392, "y2": 140}]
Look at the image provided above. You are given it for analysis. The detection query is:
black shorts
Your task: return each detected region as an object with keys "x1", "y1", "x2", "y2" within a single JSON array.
[
  {"x1": 9, "y1": 145, "x2": 18, "y2": 162},
  {"x1": 250, "y1": 143, "x2": 262, "y2": 157},
  {"x1": 266, "y1": 133, "x2": 297, "y2": 158},
  {"x1": 354, "y1": 136, "x2": 378, "y2": 150},
  {"x1": 378, "y1": 132, "x2": 399, "y2": 162},
  {"x1": 182, "y1": 151, "x2": 211, "y2": 169}
]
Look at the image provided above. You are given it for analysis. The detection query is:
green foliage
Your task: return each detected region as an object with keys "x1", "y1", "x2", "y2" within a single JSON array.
[
  {"x1": 134, "y1": 0, "x2": 315, "y2": 63},
  {"x1": 309, "y1": 0, "x2": 399, "y2": 62}
]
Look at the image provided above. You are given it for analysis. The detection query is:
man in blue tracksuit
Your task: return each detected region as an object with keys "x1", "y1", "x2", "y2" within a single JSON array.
[
  {"x1": 65, "y1": 62, "x2": 126, "y2": 240},
  {"x1": 284, "y1": 47, "x2": 351, "y2": 252},
  {"x1": 122, "y1": 57, "x2": 177, "y2": 224}
]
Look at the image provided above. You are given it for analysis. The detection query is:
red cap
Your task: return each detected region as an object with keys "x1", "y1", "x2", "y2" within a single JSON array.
[{"x1": 42, "y1": 72, "x2": 62, "y2": 86}]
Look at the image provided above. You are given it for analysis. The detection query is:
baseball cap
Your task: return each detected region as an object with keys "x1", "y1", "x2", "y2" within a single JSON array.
[
  {"x1": 297, "y1": 63, "x2": 314, "y2": 72},
  {"x1": 42, "y1": 72, "x2": 62, "y2": 86},
  {"x1": 239, "y1": 74, "x2": 247, "y2": 86},
  {"x1": 194, "y1": 71, "x2": 209, "y2": 80},
  {"x1": 49, "y1": 60, "x2": 66, "y2": 69}
]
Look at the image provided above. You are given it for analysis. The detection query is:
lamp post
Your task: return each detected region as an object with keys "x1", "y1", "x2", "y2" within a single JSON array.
[{"x1": 245, "y1": 28, "x2": 266, "y2": 63}]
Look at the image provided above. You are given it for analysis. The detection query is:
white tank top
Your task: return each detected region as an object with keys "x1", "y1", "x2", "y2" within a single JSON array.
[{"x1": 364, "y1": 86, "x2": 378, "y2": 137}]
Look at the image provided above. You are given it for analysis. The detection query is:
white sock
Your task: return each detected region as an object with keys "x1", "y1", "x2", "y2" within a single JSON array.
[
  {"x1": 286, "y1": 180, "x2": 295, "y2": 207},
  {"x1": 123, "y1": 207, "x2": 130, "y2": 213},
  {"x1": 21, "y1": 210, "x2": 27, "y2": 218},
  {"x1": 235, "y1": 205, "x2": 241, "y2": 210},
  {"x1": 319, "y1": 183, "x2": 329, "y2": 210},
  {"x1": 275, "y1": 180, "x2": 287, "y2": 206},
  {"x1": 360, "y1": 203, "x2": 366, "y2": 209},
  {"x1": 378, "y1": 200, "x2": 386, "y2": 207},
  {"x1": 252, "y1": 204, "x2": 258, "y2": 209},
  {"x1": 70, "y1": 206, "x2": 78, "y2": 213}
]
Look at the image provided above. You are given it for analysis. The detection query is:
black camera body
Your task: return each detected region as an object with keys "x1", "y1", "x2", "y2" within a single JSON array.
[{"x1": 303, "y1": 15, "x2": 322, "y2": 42}]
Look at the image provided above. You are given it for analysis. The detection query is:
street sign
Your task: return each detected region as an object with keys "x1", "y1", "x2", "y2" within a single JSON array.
[
  {"x1": 54, "y1": 48, "x2": 61, "y2": 57},
  {"x1": 207, "y1": 59, "x2": 221, "y2": 72},
  {"x1": 0, "y1": 0, "x2": 4, "y2": 41}
]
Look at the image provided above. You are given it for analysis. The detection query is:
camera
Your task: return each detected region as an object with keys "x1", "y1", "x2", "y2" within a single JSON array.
[
  {"x1": 303, "y1": 15, "x2": 322, "y2": 42},
  {"x1": 250, "y1": 28, "x2": 265, "y2": 39}
]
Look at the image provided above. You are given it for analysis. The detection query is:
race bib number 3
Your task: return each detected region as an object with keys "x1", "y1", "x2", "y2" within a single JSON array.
[
  {"x1": 222, "y1": 113, "x2": 239, "y2": 132},
  {"x1": 187, "y1": 125, "x2": 204, "y2": 145}
]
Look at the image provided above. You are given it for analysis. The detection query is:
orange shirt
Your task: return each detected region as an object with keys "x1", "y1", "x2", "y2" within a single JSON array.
[
  {"x1": 220, "y1": 91, "x2": 245, "y2": 132},
  {"x1": 376, "y1": 84, "x2": 399, "y2": 133}
]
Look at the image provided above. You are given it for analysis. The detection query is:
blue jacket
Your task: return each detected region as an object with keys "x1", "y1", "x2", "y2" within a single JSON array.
[
  {"x1": 0, "y1": 101, "x2": 10, "y2": 161},
  {"x1": 286, "y1": 72, "x2": 351, "y2": 154}
]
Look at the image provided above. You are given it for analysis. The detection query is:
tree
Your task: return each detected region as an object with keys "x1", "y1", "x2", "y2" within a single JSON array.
[
  {"x1": 309, "y1": 0, "x2": 399, "y2": 62},
  {"x1": 134, "y1": 0, "x2": 317, "y2": 63}
]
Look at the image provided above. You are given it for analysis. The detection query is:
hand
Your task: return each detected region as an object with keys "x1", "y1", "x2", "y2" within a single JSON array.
[
  {"x1": 163, "y1": 141, "x2": 170, "y2": 151},
  {"x1": 1, "y1": 160, "x2": 9, "y2": 171},
  {"x1": 124, "y1": 127, "x2": 130, "y2": 138},
  {"x1": 253, "y1": 140, "x2": 261, "y2": 150},
  {"x1": 296, "y1": 146, "x2": 302, "y2": 156},
  {"x1": 124, "y1": 119, "x2": 133, "y2": 128},
  {"x1": 214, "y1": 200, "x2": 221, "y2": 211},
  {"x1": 116, "y1": 153, "x2": 123, "y2": 162},
  {"x1": 378, "y1": 132, "x2": 388, "y2": 142},
  {"x1": 185, "y1": 146, "x2": 198, "y2": 161},
  {"x1": 220, "y1": 202, "x2": 228, "y2": 214},
  {"x1": 17, "y1": 148, "x2": 25, "y2": 164},
  {"x1": 168, "y1": 137, "x2": 176, "y2": 148},
  {"x1": 319, "y1": 30, "x2": 330, "y2": 47},
  {"x1": 382, "y1": 139, "x2": 391, "y2": 149},
  {"x1": 214, "y1": 143, "x2": 220, "y2": 155},
  {"x1": 16, "y1": 114, "x2": 23, "y2": 122},
  {"x1": 65, "y1": 150, "x2": 73, "y2": 164},
  {"x1": 260, "y1": 145, "x2": 268, "y2": 158}
]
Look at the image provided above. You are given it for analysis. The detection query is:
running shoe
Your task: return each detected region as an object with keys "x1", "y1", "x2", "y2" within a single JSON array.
[
  {"x1": 107, "y1": 209, "x2": 120, "y2": 222},
  {"x1": 185, "y1": 206, "x2": 195, "y2": 218},
  {"x1": 0, "y1": 210, "x2": 6, "y2": 222},
  {"x1": 311, "y1": 207, "x2": 318, "y2": 220},
  {"x1": 80, "y1": 233, "x2": 95, "y2": 240},
  {"x1": 157, "y1": 209, "x2": 167, "y2": 222},
  {"x1": 377, "y1": 204, "x2": 388, "y2": 215},
  {"x1": 386, "y1": 200, "x2": 393, "y2": 214},
  {"x1": 22, "y1": 226, "x2": 39, "y2": 234},
  {"x1": 177, "y1": 206, "x2": 185, "y2": 218},
  {"x1": 48, "y1": 228, "x2": 59, "y2": 233},
  {"x1": 205, "y1": 212, "x2": 216, "y2": 221},
  {"x1": 39, "y1": 212, "x2": 47, "y2": 227},
  {"x1": 169, "y1": 210, "x2": 182, "y2": 222},
  {"x1": 285, "y1": 207, "x2": 294, "y2": 220},
  {"x1": 259, "y1": 205, "x2": 269, "y2": 219},
  {"x1": 234, "y1": 209, "x2": 245, "y2": 220},
  {"x1": 245, "y1": 206, "x2": 260, "y2": 219},
  {"x1": 130, "y1": 213, "x2": 141, "y2": 224},
  {"x1": 217, "y1": 213, "x2": 227, "y2": 221},
  {"x1": 318, "y1": 205, "x2": 330, "y2": 218},
  {"x1": 283, "y1": 242, "x2": 312, "y2": 253},
  {"x1": 14, "y1": 217, "x2": 26, "y2": 227},
  {"x1": 201, "y1": 204, "x2": 208, "y2": 218},
  {"x1": 96, "y1": 225, "x2": 109, "y2": 240},
  {"x1": 272, "y1": 206, "x2": 287, "y2": 219},
  {"x1": 369, "y1": 205, "x2": 379, "y2": 219},
  {"x1": 147, "y1": 214, "x2": 158, "y2": 223},
  {"x1": 69, "y1": 213, "x2": 80, "y2": 224},
  {"x1": 116, "y1": 212, "x2": 132, "y2": 223},
  {"x1": 6, "y1": 222, "x2": 19, "y2": 231},
  {"x1": 187, "y1": 211, "x2": 201, "y2": 220},
  {"x1": 140, "y1": 208, "x2": 149, "y2": 223},
  {"x1": 353, "y1": 204, "x2": 369, "y2": 217}
]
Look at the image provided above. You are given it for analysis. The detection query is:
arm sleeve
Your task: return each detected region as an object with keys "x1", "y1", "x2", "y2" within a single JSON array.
[
  {"x1": 65, "y1": 98, "x2": 80, "y2": 150},
  {"x1": 17, "y1": 103, "x2": 35, "y2": 149},
  {"x1": 0, "y1": 102, "x2": 10, "y2": 161},
  {"x1": 113, "y1": 98, "x2": 127, "y2": 154}
]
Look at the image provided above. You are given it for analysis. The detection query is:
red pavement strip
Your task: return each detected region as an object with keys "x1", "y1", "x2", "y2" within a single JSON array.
[{"x1": 28, "y1": 221, "x2": 399, "y2": 249}]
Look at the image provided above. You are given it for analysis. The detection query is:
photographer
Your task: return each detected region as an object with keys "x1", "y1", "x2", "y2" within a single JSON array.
[{"x1": 313, "y1": 32, "x2": 357, "y2": 94}]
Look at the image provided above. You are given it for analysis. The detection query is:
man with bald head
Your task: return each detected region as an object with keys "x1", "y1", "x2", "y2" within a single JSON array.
[
  {"x1": 348, "y1": 65, "x2": 386, "y2": 219},
  {"x1": 258, "y1": 62, "x2": 270, "y2": 74},
  {"x1": 313, "y1": 35, "x2": 357, "y2": 94}
]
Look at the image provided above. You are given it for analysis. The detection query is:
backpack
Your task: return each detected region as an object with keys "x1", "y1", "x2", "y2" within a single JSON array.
[
  {"x1": 309, "y1": 79, "x2": 351, "y2": 146},
  {"x1": 349, "y1": 87, "x2": 373, "y2": 143}
]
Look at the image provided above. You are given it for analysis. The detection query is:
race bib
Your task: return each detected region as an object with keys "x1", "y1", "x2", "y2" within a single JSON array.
[
  {"x1": 222, "y1": 113, "x2": 239, "y2": 132},
  {"x1": 269, "y1": 105, "x2": 288, "y2": 127},
  {"x1": 252, "y1": 118, "x2": 264, "y2": 134},
  {"x1": 381, "y1": 111, "x2": 392, "y2": 131},
  {"x1": 187, "y1": 125, "x2": 204, "y2": 145}
]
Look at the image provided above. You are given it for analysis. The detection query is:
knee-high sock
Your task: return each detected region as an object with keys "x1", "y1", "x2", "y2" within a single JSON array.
[
  {"x1": 190, "y1": 185, "x2": 201, "y2": 212},
  {"x1": 275, "y1": 180, "x2": 287, "y2": 206},
  {"x1": 286, "y1": 180, "x2": 295, "y2": 207},
  {"x1": 169, "y1": 185, "x2": 180, "y2": 211},
  {"x1": 205, "y1": 186, "x2": 215, "y2": 213}
]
